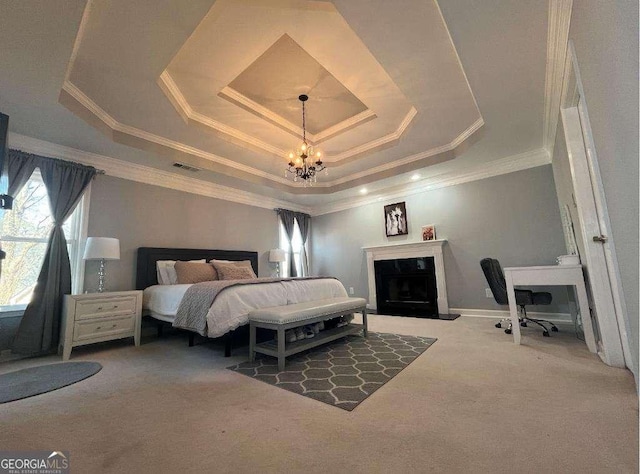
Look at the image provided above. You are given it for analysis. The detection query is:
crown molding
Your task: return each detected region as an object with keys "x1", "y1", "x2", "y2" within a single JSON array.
[
  {"x1": 327, "y1": 107, "x2": 418, "y2": 163},
  {"x1": 61, "y1": 80, "x2": 483, "y2": 191},
  {"x1": 76, "y1": 74, "x2": 417, "y2": 167},
  {"x1": 312, "y1": 116, "x2": 483, "y2": 187},
  {"x1": 7, "y1": 132, "x2": 311, "y2": 214},
  {"x1": 62, "y1": 81, "x2": 292, "y2": 186},
  {"x1": 311, "y1": 148, "x2": 551, "y2": 216},
  {"x1": 218, "y1": 85, "x2": 377, "y2": 145},
  {"x1": 543, "y1": 0, "x2": 573, "y2": 155},
  {"x1": 7, "y1": 132, "x2": 549, "y2": 217}
]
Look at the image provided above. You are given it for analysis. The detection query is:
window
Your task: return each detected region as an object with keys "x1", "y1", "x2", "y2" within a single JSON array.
[
  {"x1": 0, "y1": 169, "x2": 90, "y2": 312},
  {"x1": 278, "y1": 219, "x2": 304, "y2": 277}
]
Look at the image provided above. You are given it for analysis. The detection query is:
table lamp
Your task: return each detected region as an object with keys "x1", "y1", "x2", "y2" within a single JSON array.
[
  {"x1": 269, "y1": 249, "x2": 286, "y2": 277},
  {"x1": 83, "y1": 237, "x2": 120, "y2": 292}
]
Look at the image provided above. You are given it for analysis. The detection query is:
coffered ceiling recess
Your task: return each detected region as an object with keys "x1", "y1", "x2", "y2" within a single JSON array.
[{"x1": 60, "y1": 0, "x2": 482, "y2": 194}]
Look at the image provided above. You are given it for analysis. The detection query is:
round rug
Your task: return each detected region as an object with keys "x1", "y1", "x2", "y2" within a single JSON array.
[{"x1": 0, "y1": 361, "x2": 102, "y2": 403}]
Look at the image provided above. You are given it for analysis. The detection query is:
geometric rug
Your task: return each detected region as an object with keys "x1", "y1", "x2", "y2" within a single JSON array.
[
  {"x1": 0, "y1": 362, "x2": 102, "y2": 403},
  {"x1": 228, "y1": 332, "x2": 436, "y2": 411}
]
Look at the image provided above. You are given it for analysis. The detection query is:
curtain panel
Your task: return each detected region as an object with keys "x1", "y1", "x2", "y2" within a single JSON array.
[
  {"x1": 294, "y1": 212, "x2": 311, "y2": 277},
  {"x1": 277, "y1": 209, "x2": 297, "y2": 278},
  {"x1": 9, "y1": 150, "x2": 97, "y2": 355}
]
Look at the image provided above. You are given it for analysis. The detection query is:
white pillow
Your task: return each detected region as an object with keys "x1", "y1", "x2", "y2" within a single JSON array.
[{"x1": 156, "y1": 259, "x2": 205, "y2": 285}]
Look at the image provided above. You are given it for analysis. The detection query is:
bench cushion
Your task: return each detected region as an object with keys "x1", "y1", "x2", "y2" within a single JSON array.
[{"x1": 249, "y1": 297, "x2": 366, "y2": 325}]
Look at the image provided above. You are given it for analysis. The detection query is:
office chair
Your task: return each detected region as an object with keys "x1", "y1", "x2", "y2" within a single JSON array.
[{"x1": 480, "y1": 258, "x2": 558, "y2": 337}]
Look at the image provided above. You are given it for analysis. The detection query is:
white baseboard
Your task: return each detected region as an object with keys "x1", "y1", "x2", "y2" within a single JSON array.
[{"x1": 450, "y1": 307, "x2": 572, "y2": 323}]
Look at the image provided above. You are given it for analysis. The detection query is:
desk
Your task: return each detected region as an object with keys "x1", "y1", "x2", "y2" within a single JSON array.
[{"x1": 503, "y1": 265, "x2": 597, "y2": 353}]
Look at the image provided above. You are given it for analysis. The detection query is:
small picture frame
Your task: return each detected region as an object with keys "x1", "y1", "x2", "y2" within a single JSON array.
[
  {"x1": 384, "y1": 202, "x2": 408, "y2": 237},
  {"x1": 421, "y1": 225, "x2": 436, "y2": 241}
]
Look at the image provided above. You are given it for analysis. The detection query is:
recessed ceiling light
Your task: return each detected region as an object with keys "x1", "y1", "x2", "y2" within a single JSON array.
[
  {"x1": 360, "y1": 188, "x2": 368, "y2": 195},
  {"x1": 411, "y1": 174, "x2": 420, "y2": 181}
]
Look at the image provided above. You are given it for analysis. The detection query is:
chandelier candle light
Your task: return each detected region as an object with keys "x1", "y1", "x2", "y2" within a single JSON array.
[{"x1": 286, "y1": 94, "x2": 326, "y2": 185}]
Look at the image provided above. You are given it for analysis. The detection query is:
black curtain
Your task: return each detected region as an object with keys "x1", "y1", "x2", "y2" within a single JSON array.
[
  {"x1": 11, "y1": 150, "x2": 96, "y2": 355},
  {"x1": 294, "y1": 212, "x2": 310, "y2": 276},
  {"x1": 277, "y1": 209, "x2": 297, "y2": 277}
]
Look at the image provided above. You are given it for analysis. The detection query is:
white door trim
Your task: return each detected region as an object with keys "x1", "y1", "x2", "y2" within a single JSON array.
[{"x1": 559, "y1": 41, "x2": 629, "y2": 368}]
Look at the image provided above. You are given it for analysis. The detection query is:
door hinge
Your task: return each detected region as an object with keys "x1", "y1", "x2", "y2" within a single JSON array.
[{"x1": 592, "y1": 234, "x2": 608, "y2": 243}]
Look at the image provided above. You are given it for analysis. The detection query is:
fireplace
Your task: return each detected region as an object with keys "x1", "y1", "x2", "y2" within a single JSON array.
[
  {"x1": 363, "y1": 240, "x2": 450, "y2": 317},
  {"x1": 374, "y1": 257, "x2": 438, "y2": 317}
]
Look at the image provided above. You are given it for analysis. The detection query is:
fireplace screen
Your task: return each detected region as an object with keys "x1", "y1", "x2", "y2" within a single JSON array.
[{"x1": 374, "y1": 256, "x2": 438, "y2": 318}]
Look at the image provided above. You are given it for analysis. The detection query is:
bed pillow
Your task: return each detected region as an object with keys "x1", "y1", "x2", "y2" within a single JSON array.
[
  {"x1": 212, "y1": 261, "x2": 257, "y2": 280},
  {"x1": 156, "y1": 259, "x2": 206, "y2": 285},
  {"x1": 174, "y1": 261, "x2": 218, "y2": 284},
  {"x1": 210, "y1": 259, "x2": 255, "y2": 271}
]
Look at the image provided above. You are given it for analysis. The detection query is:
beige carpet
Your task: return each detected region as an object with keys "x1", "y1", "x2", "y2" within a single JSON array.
[{"x1": 0, "y1": 316, "x2": 637, "y2": 473}]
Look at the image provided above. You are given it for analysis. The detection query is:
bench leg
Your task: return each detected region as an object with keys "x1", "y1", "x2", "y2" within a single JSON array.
[
  {"x1": 277, "y1": 327, "x2": 286, "y2": 371},
  {"x1": 249, "y1": 324, "x2": 256, "y2": 362},
  {"x1": 362, "y1": 308, "x2": 368, "y2": 338}
]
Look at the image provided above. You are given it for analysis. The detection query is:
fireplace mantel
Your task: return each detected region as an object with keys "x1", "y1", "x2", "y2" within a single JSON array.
[{"x1": 363, "y1": 240, "x2": 449, "y2": 315}]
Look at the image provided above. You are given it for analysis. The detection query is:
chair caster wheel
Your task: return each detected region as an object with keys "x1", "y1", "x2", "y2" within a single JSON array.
[
  {"x1": 505, "y1": 329, "x2": 512, "y2": 335},
  {"x1": 551, "y1": 326, "x2": 559, "y2": 332},
  {"x1": 543, "y1": 331, "x2": 550, "y2": 337},
  {"x1": 495, "y1": 323, "x2": 502, "y2": 328},
  {"x1": 520, "y1": 322, "x2": 527, "y2": 327}
]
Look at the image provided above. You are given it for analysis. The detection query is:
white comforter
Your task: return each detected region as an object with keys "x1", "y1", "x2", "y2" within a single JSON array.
[{"x1": 143, "y1": 278, "x2": 348, "y2": 337}]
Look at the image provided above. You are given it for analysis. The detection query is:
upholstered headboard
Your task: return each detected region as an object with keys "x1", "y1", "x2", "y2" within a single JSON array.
[{"x1": 136, "y1": 247, "x2": 259, "y2": 290}]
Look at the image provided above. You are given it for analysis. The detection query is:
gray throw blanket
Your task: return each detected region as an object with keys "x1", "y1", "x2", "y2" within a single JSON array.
[{"x1": 173, "y1": 277, "x2": 334, "y2": 336}]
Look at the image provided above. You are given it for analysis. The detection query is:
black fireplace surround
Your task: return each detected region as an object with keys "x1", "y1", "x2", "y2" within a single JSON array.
[{"x1": 374, "y1": 257, "x2": 438, "y2": 318}]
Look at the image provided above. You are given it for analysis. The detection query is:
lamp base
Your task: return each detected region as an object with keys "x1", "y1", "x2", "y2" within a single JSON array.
[{"x1": 97, "y1": 259, "x2": 106, "y2": 293}]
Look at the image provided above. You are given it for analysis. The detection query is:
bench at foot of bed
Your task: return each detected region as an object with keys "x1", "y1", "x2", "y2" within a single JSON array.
[{"x1": 248, "y1": 297, "x2": 368, "y2": 371}]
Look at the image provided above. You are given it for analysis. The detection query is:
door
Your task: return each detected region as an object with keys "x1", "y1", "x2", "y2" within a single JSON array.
[{"x1": 559, "y1": 42, "x2": 630, "y2": 368}]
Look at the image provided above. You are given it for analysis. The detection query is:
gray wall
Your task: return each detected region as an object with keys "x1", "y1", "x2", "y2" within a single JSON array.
[
  {"x1": 568, "y1": 1, "x2": 639, "y2": 380},
  {"x1": 311, "y1": 165, "x2": 568, "y2": 313},
  {"x1": 84, "y1": 175, "x2": 280, "y2": 292}
]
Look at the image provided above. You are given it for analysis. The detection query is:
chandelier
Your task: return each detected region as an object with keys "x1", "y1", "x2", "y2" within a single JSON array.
[{"x1": 286, "y1": 94, "x2": 326, "y2": 184}]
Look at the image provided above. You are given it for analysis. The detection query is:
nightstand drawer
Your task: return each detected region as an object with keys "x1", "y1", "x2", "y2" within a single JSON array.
[
  {"x1": 73, "y1": 315, "x2": 135, "y2": 342},
  {"x1": 75, "y1": 296, "x2": 137, "y2": 320}
]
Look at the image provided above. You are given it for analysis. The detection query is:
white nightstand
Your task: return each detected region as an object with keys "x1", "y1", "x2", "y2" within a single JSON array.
[{"x1": 59, "y1": 290, "x2": 143, "y2": 361}]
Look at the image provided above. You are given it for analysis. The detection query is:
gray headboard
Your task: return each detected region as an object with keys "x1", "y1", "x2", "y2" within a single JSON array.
[{"x1": 136, "y1": 247, "x2": 259, "y2": 290}]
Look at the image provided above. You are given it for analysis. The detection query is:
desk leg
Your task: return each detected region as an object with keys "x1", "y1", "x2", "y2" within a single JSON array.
[
  {"x1": 504, "y1": 272, "x2": 521, "y2": 345},
  {"x1": 575, "y1": 283, "x2": 597, "y2": 353}
]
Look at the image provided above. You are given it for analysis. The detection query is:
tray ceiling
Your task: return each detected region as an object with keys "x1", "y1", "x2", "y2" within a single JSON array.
[{"x1": 60, "y1": 0, "x2": 482, "y2": 194}]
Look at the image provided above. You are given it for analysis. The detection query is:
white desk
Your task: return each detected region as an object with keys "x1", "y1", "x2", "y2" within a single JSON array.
[{"x1": 503, "y1": 265, "x2": 597, "y2": 353}]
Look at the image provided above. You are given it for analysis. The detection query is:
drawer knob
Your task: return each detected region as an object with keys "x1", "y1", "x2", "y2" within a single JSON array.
[
  {"x1": 111, "y1": 324, "x2": 117, "y2": 328},
  {"x1": 97, "y1": 307, "x2": 103, "y2": 311},
  {"x1": 114, "y1": 305, "x2": 118, "y2": 309},
  {"x1": 96, "y1": 326, "x2": 101, "y2": 330}
]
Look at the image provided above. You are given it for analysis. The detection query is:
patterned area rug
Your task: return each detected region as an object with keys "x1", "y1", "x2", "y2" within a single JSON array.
[{"x1": 228, "y1": 332, "x2": 436, "y2": 411}]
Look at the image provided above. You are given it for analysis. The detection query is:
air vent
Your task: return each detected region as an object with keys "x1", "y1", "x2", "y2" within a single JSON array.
[{"x1": 172, "y1": 162, "x2": 201, "y2": 172}]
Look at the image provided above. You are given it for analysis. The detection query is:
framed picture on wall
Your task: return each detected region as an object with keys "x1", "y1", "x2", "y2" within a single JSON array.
[
  {"x1": 384, "y1": 202, "x2": 408, "y2": 237},
  {"x1": 422, "y1": 224, "x2": 436, "y2": 241}
]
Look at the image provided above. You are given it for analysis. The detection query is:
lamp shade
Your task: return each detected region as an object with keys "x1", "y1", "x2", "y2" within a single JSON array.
[
  {"x1": 83, "y1": 237, "x2": 120, "y2": 260},
  {"x1": 269, "y1": 249, "x2": 286, "y2": 263}
]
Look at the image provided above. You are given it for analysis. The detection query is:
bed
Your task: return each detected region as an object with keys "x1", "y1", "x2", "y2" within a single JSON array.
[{"x1": 135, "y1": 247, "x2": 348, "y2": 355}]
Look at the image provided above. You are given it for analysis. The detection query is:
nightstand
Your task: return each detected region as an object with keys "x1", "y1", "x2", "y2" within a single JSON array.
[{"x1": 59, "y1": 290, "x2": 143, "y2": 361}]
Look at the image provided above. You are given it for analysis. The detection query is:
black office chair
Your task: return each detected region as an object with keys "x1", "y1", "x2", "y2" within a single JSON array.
[{"x1": 480, "y1": 258, "x2": 558, "y2": 337}]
